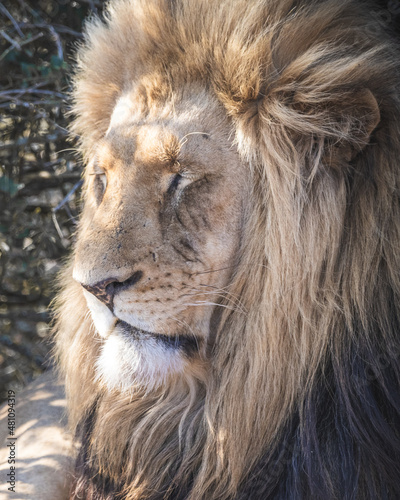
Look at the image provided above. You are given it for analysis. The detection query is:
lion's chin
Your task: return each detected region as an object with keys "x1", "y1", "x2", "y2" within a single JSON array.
[
  {"x1": 95, "y1": 321, "x2": 190, "y2": 392},
  {"x1": 83, "y1": 290, "x2": 200, "y2": 391}
]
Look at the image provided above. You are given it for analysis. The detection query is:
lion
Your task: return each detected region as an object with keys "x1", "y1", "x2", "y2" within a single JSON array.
[{"x1": 51, "y1": 0, "x2": 400, "y2": 498}]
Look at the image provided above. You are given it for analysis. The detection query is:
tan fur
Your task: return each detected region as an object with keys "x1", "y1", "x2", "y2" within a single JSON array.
[{"x1": 54, "y1": 1, "x2": 400, "y2": 498}]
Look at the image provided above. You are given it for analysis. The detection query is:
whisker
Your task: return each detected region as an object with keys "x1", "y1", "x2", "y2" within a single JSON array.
[
  {"x1": 182, "y1": 285, "x2": 247, "y2": 314},
  {"x1": 179, "y1": 131, "x2": 210, "y2": 149},
  {"x1": 191, "y1": 265, "x2": 236, "y2": 276},
  {"x1": 182, "y1": 292, "x2": 246, "y2": 314},
  {"x1": 197, "y1": 283, "x2": 246, "y2": 310},
  {"x1": 183, "y1": 301, "x2": 238, "y2": 312},
  {"x1": 191, "y1": 262, "x2": 272, "y2": 277}
]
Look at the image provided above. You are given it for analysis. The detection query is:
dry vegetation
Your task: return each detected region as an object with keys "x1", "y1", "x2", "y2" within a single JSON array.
[{"x1": 0, "y1": 0, "x2": 105, "y2": 403}]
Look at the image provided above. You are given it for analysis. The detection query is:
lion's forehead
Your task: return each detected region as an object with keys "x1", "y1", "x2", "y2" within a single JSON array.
[{"x1": 103, "y1": 91, "x2": 237, "y2": 171}]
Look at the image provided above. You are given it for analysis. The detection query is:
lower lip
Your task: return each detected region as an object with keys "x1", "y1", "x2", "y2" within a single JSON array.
[{"x1": 116, "y1": 320, "x2": 199, "y2": 355}]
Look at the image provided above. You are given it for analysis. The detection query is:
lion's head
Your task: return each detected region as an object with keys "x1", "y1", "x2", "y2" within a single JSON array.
[
  {"x1": 72, "y1": 92, "x2": 247, "y2": 391},
  {"x1": 55, "y1": 1, "x2": 400, "y2": 499}
]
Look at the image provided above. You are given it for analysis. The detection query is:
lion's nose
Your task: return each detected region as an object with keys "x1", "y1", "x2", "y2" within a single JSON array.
[{"x1": 81, "y1": 271, "x2": 143, "y2": 310}]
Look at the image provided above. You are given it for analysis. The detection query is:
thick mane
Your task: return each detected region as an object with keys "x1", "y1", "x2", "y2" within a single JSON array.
[{"x1": 55, "y1": 0, "x2": 400, "y2": 498}]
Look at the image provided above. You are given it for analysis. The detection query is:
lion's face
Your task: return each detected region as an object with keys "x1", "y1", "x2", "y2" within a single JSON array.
[{"x1": 72, "y1": 89, "x2": 247, "y2": 390}]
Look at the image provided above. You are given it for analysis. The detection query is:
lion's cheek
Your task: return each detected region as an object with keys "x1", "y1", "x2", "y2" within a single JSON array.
[
  {"x1": 94, "y1": 330, "x2": 188, "y2": 391},
  {"x1": 82, "y1": 289, "x2": 117, "y2": 338}
]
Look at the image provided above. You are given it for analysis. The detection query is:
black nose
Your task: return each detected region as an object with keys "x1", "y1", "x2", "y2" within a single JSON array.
[{"x1": 81, "y1": 271, "x2": 143, "y2": 310}]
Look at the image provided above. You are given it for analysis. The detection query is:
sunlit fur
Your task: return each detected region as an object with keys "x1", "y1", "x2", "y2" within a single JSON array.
[{"x1": 54, "y1": 0, "x2": 400, "y2": 498}]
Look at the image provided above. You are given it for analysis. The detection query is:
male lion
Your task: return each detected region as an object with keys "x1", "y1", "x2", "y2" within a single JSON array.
[{"x1": 5, "y1": 0, "x2": 400, "y2": 498}]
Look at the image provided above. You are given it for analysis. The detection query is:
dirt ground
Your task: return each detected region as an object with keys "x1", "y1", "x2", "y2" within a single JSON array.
[{"x1": 0, "y1": 0, "x2": 105, "y2": 404}]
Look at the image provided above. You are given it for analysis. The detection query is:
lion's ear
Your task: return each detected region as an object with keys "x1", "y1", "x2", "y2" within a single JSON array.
[
  {"x1": 357, "y1": 88, "x2": 381, "y2": 140},
  {"x1": 248, "y1": 86, "x2": 381, "y2": 170},
  {"x1": 347, "y1": 88, "x2": 380, "y2": 157},
  {"x1": 324, "y1": 88, "x2": 380, "y2": 163}
]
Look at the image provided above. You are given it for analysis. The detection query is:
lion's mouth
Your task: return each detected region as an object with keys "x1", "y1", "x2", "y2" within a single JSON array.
[{"x1": 116, "y1": 320, "x2": 199, "y2": 355}]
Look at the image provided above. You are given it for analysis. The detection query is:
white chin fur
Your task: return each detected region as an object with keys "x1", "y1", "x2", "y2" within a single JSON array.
[
  {"x1": 83, "y1": 290, "x2": 186, "y2": 391},
  {"x1": 82, "y1": 289, "x2": 116, "y2": 338},
  {"x1": 95, "y1": 327, "x2": 187, "y2": 392}
]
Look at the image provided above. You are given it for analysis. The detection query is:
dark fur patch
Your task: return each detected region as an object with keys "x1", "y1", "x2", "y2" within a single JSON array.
[
  {"x1": 117, "y1": 319, "x2": 200, "y2": 356},
  {"x1": 71, "y1": 400, "x2": 195, "y2": 500},
  {"x1": 237, "y1": 316, "x2": 400, "y2": 500},
  {"x1": 70, "y1": 402, "x2": 121, "y2": 500}
]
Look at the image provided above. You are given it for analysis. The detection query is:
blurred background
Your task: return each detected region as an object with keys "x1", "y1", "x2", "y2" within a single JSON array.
[
  {"x1": 0, "y1": 0, "x2": 105, "y2": 404},
  {"x1": 0, "y1": 0, "x2": 399, "y2": 405}
]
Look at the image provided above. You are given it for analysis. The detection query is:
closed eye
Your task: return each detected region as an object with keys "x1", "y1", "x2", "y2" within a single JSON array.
[
  {"x1": 168, "y1": 173, "x2": 183, "y2": 194},
  {"x1": 91, "y1": 172, "x2": 107, "y2": 203},
  {"x1": 167, "y1": 171, "x2": 203, "y2": 195}
]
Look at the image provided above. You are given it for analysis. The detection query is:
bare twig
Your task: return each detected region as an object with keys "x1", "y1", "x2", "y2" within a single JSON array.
[
  {"x1": 77, "y1": 0, "x2": 102, "y2": 7},
  {"x1": 0, "y1": 99, "x2": 61, "y2": 108},
  {"x1": 0, "y1": 88, "x2": 66, "y2": 99},
  {"x1": 17, "y1": 22, "x2": 83, "y2": 38},
  {"x1": 0, "y1": 4, "x2": 24, "y2": 37},
  {"x1": 15, "y1": 0, "x2": 44, "y2": 22},
  {"x1": 53, "y1": 178, "x2": 83, "y2": 217},
  {"x1": 52, "y1": 212, "x2": 65, "y2": 241},
  {"x1": 17, "y1": 31, "x2": 44, "y2": 47},
  {"x1": 0, "y1": 30, "x2": 21, "y2": 50},
  {"x1": 48, "y1": 25, "x2": 63, "y2": 61},
  {"x1": 0, "y1": 31, "x2": 45, "y2": 61}
]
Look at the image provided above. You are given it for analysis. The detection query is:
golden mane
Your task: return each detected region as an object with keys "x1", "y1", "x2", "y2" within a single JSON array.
[{"x1": 55, "y1": 1, "x2": 400, "y2": 498}]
